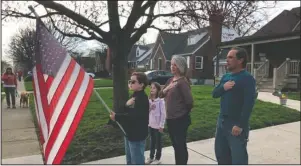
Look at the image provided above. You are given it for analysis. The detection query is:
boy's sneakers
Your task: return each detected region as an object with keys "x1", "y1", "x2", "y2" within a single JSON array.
[
  {"x1": 151, "y1": 160, "x2": 161, "y2": 165},
  {"x1": 145, "y1": 158, "x2": 153, "y2": 165}
]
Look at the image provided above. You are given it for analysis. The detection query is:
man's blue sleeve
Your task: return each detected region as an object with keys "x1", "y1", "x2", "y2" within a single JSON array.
[{"x1": 212, "y1": 75, "x2": 226, "y2": 98}]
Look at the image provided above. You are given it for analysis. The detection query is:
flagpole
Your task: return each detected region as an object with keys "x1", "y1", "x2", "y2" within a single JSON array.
[
  {"x1": 27, "y1": 5, "x2": 48, "y2": 165},
  {"x1": 93, "y1": 89, "x2": 127, "y2": 136},
  {"x1": 28, "y1": 5, "x2": 52, "y2": 33}
]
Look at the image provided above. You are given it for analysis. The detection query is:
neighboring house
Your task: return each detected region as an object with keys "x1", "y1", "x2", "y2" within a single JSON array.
[
  {"x1": 147, "y1": 26, "x2": 240, "y2": 84},
  {"x1": 127, "y1": 43, "x2": 154, "y2": 69},
  {"x1": 72, "y1": 49, "x2": 106, "y2": 73},
  {"x1": 95, "y1": 50, "x2": 107, "y2": 72},
  {"x1": 79, "y1": 57, "x2": 96, "y2": 73},
  {"x1": 218, "y1": 7, "x2": 300, "y2": 91}
]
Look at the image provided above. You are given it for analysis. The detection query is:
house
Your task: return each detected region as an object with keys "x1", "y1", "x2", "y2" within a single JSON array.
[
  {"x1": 147, "y1": 26, "x2": 240, "y2": 84},
  {"x1": 127, "y1": 43, "x2": 154, "y2": 70},
  {"x1": 104, "y1": 44, "x2": 154, "y2": 75},
  {"x1": 72, "y1": 49, "x2": 107, "y2": 73},
  {"x1": 217, "y1": 7, "x2": 300, "y2": 91}
]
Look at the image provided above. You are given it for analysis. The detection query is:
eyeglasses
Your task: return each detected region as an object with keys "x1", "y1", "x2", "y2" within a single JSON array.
[{"x1": 128, "y1": 80, "x2": 137, "y2": 84}]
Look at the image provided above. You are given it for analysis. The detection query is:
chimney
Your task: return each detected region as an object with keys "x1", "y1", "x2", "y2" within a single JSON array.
[{"x1": 208, "y1": 10, "x2": 224, "y2": 79}]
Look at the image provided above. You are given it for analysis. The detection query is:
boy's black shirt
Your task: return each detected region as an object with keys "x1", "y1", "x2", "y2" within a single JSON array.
[{"x1": 115, "y1": 90, "x2": 149, "y2": 141}]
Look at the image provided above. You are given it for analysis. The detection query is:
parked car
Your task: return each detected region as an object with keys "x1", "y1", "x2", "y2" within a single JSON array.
[
  {"x1": 88, "y1": 73, "x2": 95, "y2": 78},
  {"x1": 144, "y1": 70, "x2": 173, "y2": 85}
]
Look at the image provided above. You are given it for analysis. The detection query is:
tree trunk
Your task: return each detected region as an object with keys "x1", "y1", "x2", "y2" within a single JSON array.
[
  {"x1": 111, "y1": 48, "x2": 129, "y2": 113},
  {"x1": 106, "y1": 43, "x2": 131, "y2": 126}
]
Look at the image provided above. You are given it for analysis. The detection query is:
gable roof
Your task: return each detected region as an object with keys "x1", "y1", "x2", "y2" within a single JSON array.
[
  {"x1": 128, "y1": 44, "x2": 151, "y2": 62},
  {"x1": 219, "y1": 7, "x2": 301, "y2": 47},
  {"x1": 156, "y1": 26, "x2": 240, "y2": 60},
  {"x1": 159, "y1": 27, "x2": 211, "y2": 60},
  {"x1": 253, "y1": 7, "x2": 300, "y2": 37},
  {"x1": 128, "y1": 43, "x2": 154, "y2": 66}
]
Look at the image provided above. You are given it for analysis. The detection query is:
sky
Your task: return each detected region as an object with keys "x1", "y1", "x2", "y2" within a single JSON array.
[{"x1": 1, "y1": 1, "x2": 300, "y2": 63}]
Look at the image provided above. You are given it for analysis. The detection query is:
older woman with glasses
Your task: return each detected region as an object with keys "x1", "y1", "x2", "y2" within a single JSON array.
[{"x1": 160, "y1": 55, "x2": 193, "y2": 165}]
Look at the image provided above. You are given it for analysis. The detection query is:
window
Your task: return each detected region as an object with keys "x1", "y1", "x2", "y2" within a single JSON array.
[
  {"x1": 136, "y1": 50, "x2": 139, "y2": 57},
  {"x1": 158, "y1": 58, "x2": 162, "y2": 70},
  {"x1": 128, "y1": 61, "x2": 136, "y2": 69},
  {"x1": 185, "y1": 56, "x2": 190, "y2": 68},
  {"x1": 150, "y1": 59, "x2": 153, "y2": 69},
  {"x1": 195, "y1": 56, "x2": 203, "y2": 69},
  {"x1": 166, "y1": 61, "x2": 171, "y2": 70}
]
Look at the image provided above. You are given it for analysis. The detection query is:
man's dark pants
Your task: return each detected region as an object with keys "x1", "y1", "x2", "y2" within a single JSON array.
[
  {"x1": 167, "y1": 113, "x2": 191, "y2": 165},
  {"x1": 214, "y1": 116, "x2": 249, "y2": 165},
  {"x1": 4, "y1": 87, "x2": 16, "y2": 107}
]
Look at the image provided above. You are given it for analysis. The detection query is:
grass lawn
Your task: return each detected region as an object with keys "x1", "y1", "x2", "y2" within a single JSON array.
[
  {"x1": 93, "y1": 79, "x2": 113, "y2": 87},
  {"x1": 24, "y1": 79, "x2": 113, "y2": 91},
  {"x1": 287, "y1": 92, "x2": 300, "y2": 101},
  {"x1": 1, "y1": 94, "x2": 5, "y2": 102},
  {"x1": 24, "y1": 81, "x2": 34, "y2": 91},
  {"x1": 29, "y1": 86, "x2": 301, "y2": 164}
]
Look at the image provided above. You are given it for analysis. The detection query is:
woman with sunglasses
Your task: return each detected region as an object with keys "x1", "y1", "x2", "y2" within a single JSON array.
[{"x1": 110, "y1": 72, "x2": 149, "y2": 165}]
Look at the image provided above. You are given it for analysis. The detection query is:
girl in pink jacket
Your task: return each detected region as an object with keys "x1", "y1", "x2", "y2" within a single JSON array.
[{"x1": 145, "y1": 82, "x2": 166, "y2": 165}]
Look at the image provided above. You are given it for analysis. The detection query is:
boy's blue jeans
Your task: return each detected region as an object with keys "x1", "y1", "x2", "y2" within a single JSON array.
[
  {"x1": 214, "y1": 116, "x2": 250, "y2": 165},
  {"x1": 124, "y1": 137, "x2": 146, "y2": 165}
]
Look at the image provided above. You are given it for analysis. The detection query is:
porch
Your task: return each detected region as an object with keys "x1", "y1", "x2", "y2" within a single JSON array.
[
  {"x1": 215, "y1": 59, "x2": 300, "y2": 92},
  {"x1": 216, "y1": 31, "x2": 300, "y2": 92}
]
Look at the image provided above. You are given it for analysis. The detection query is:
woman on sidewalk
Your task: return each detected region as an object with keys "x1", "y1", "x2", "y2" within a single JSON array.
[
  {"x1": 2, "y1": 67, "x2": 18, "y2": 109},
  {"x1": 160, "y1": 55, "x2": 193, "y2": 165}
]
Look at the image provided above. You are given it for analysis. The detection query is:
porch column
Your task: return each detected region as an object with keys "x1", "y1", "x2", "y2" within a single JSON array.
[{"x1": 251, "y1": 44, "x2": 255, "y2": 75}]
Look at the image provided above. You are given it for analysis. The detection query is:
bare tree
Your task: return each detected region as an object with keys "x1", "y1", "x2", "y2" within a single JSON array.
[
  {"x1": 7, "y1": 27, "x2": 36, "y2": 73},
  {"x1": 6, "y1": 20, "x2": 82, "y2": 73},
  {"x1": 2, "y1": 1, "x2": 195, "y2": 114},
  {"x1": 1, "y1": 60, "x2": 12, "y2": 72},
  {"x1": 174, "y1": 1, "x2": 277, "y2": 36}
]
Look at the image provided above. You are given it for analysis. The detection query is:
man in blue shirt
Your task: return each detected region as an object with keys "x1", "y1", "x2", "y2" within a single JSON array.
[{"x1": 212, "y1": 47, "x2": 256, "y2": 164}]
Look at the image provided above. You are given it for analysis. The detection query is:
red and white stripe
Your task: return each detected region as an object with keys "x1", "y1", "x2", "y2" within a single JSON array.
[
  {"x1": 32, "y1": 54, "x2": 93, "y2": 164},
  {"x1": 32, "y1": 66, "x2": 49, "y2": 143}
]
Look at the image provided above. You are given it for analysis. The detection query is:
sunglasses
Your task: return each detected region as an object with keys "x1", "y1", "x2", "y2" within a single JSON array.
[{"x1": 128, "y1": 80, "x2": 137, "y2": 84}]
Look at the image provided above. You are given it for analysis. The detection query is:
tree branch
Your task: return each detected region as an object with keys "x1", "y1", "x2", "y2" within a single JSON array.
[
  {"x1": 123, "y1": 1, "x2": 145, "y2": 34},
  {"x1": 107, "y1": 0, "x2": 121, "y2": 32},
  {"x1": 130, "y1": 3, "x2": 156, "y2": 44},
  {"x1": 148, "y1": 25, "x2": 181, "y2": 32},
  {"x1": 46, "y1": 9, "x2": 99, "y2": 42},
  {"x1": 35, "y1": 0, "x2": 110, "y2": 42},
  {"x1": 2, "y1": 9, "x2": 59, "y2": 20}
]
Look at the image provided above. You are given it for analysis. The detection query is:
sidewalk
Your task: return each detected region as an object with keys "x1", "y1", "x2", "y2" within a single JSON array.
[
  {"x1": 1, "y1": 80, "x2": 44, "y2": 164},
  {"x1": 83, "y1": 91, "x2": 300, "y2": 165},
  {"x1": 83, "y1": 121, "x2": 300, "y2": 165},
  {"x1": 258, "y1": 92, "x2": 300, "y2": 111}
]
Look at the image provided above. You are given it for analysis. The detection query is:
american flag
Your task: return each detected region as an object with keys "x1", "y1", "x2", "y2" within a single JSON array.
[{"x1": 32, "y1": 19, "x2": 94, "y2": 164}]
